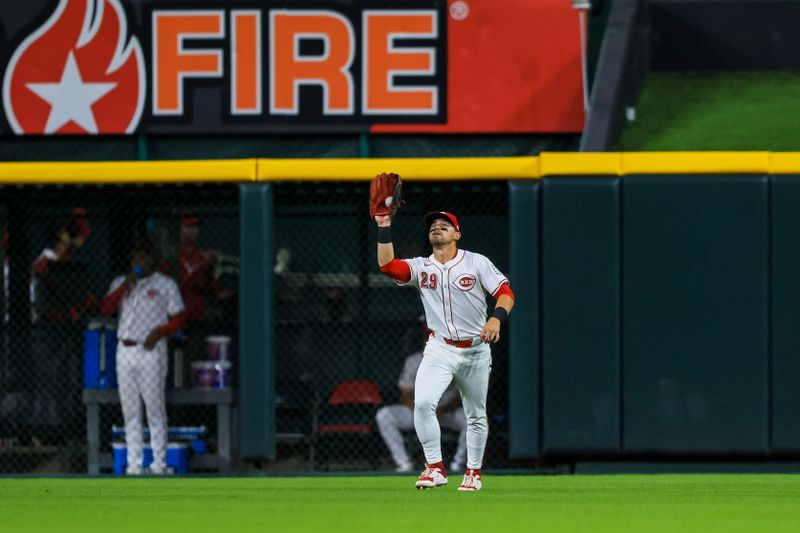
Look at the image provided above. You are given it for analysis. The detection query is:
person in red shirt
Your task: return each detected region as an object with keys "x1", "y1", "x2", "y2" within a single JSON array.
[
  {"x1": 177, "y1": 217, "x2": 221, "y2": 323},
  {"x1": 163, "y1": 216, "x2": 237, "y2": 381},
  {"x1": 28, "y1": 209, "x2": 93, "y2": 446},
  {"x1": 29, "y1": 208, "x2": 93, "y2": 323}
]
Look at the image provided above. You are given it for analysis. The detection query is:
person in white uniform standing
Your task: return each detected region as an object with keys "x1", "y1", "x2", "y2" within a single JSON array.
[
  {"x1": 373, "y1": 180, "x2": 515, "y2": 491},
  {"x1": 101, "y1": 238, "x2": 185, "y2": 475}
]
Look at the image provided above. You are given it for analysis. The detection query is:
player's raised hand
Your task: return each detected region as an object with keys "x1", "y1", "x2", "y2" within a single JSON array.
[
  {"x1": 374, "y1": 214, "x2": 392, "y2": 226},
  {"x1": 480, "y1": 317, "x2": 501, "y2": 343}
]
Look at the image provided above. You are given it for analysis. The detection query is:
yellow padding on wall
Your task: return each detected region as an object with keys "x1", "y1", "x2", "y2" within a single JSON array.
[
  {"x1": 539, "y1": 152, "x2": 622, "y2": 176},
  {"x1": 0, "y1": 159, "x2": 257, "y2": 184},
  {"x1": 3, "y1": 153, "x2": 800, "y2": 184},
  {"x1": 622, "y1": 152, "x2": 770, "y2": 174},
  {"x1": 256, "y1": 157, "x2": 540, "y2": 181},
  {"x1": 769, "y1": 153, "x2": 800, "y2": 174}
]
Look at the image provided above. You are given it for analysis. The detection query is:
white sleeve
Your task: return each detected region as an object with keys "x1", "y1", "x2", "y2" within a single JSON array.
[
  {"x1": 107, "y1": 275, "x2": 126, "y2": 295},
  {"x1": 477, "y1": 254, "x2": 509, "y2": 297},
  {"x1": 166, "y1": 278, "x2": 185, "y2": 315},
  {"x1": 395, "y1": 257, "x2": 421, "y2": 288}
]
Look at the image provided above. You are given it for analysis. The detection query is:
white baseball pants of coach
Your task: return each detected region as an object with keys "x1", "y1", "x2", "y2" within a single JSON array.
[
  {"x1": 116, "y1": 342, "x2": 168, "y2": 473},
  {"x1": 414, "y1": 336, "x2": 491, "y2": 471}
]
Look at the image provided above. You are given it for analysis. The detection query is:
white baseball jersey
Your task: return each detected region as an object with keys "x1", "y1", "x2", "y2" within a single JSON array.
[
  {"x1": 108, "y1": 272, "x2": 184, "y2": 343},
  {"x1": 399, "y1": 249, "x2": 508, "y2": 341}
]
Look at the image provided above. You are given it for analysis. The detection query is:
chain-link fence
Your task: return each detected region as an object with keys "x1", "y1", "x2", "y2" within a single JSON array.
[
  {"x1": 0, "y1": 180, "x2": 510, "y2": 475},
  {"x1": 272, "y1": 181, "x2": 510, "y2": 473},
  {"x1": 0, "y1": 185, "x2": 239, "y2": 474}
]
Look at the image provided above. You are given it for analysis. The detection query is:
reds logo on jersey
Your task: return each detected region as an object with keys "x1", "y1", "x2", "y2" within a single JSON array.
[
  {"x1": 2, "y1": 0, "x2": 145, "y2": 134},
  {"x1": 403, "y1": 250, "x2": 509, "y2": 340},
  {"x1": 453, "y1": 273, "x2": 476, "y2": 291}
]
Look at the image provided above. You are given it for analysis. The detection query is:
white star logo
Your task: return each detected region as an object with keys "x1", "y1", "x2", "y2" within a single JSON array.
[{"x1": 25, "y1": 52, "x2": 116, "y2": 134}]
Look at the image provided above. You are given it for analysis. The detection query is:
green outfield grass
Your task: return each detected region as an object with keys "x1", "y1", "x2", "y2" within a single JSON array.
[
  {"x1": 616, "y1": 71, "x2": 800, "y2": 151},
  {"x1": 2, "y1": 474, "x2": 800, "y2": 532}
]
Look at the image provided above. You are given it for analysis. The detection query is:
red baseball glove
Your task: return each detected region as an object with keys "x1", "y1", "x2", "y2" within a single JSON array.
[{"x1": 369, "y1": 172, "x2": 403, "y2": 218}]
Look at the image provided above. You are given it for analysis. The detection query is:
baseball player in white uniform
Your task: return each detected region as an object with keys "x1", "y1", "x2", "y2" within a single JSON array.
[
  {"x1": 101, "y1": 239, "x2": 185, "y2": 475},
  {"x1": 375, "y1": 210, "x2": 515, "y2": 491}
]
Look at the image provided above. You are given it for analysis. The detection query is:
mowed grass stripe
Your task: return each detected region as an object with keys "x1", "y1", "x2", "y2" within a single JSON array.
[
  {"x1": 1, "y1": 475, "x2": 799, "y2": 532},
  {"x1": 616, "y1": 71, "x2": 800, "y2": 151}
]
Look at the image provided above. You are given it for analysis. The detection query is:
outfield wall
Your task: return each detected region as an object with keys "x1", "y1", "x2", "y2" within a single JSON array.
[
  {"x1": 2, "y1": 151, "x2": 800, "y2": 183},
  {"x1": 3, "y1": 152, "x2": 800, "y2": 467}
]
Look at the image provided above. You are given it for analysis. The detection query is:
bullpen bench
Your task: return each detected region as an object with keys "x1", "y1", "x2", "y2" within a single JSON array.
[{"x1": 82, "y1": 388, "x2": 234, "y2": 475}]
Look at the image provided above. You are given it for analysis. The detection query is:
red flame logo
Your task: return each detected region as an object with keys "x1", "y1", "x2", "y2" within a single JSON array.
[{"x1": 3, "y1": 0, "x2": 144, "y2": 134}]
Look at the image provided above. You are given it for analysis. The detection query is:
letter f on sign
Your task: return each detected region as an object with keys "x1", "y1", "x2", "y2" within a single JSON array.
[{"x1": 152, "y1": 11, "x2": 224, "y2": 115}]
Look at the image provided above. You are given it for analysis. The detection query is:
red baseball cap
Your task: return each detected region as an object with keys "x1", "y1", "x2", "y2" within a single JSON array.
[{"x1": 424, "y1": 211, "x2": 460, "y2": 233}]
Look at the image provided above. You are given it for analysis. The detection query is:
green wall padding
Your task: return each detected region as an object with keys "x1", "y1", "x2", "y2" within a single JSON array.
[
  {"x1": 541, "y1": 177, "x2": 621, "y2": 454},
  {"x1": 509, "y1": 181, "x2": 541, "y2": 458},
  {"x1": 239, "y1": 184, "x2": 275, "y2": 459},
  {"x1": 770, "y1": 175, "x2": 800, "y2": 451},
  {"x1": 622, "y1": 175, "x2": 769, "y2": 453}
]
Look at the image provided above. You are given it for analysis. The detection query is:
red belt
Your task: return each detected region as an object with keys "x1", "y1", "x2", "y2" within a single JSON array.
[
  {"x1": 444, "y1": 338, "x2": 474, "y2": 348},
  {"x1": 431, "y1": 332, "x2": 474, "y2": 349},
  {"x1": 121, "y1": 339, "x2": 138, "y2": 347}
]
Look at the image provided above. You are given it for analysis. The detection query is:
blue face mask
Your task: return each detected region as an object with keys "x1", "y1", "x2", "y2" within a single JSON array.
[{"x1": 133, "y1": 266, "x2": 144, "y2": 278}]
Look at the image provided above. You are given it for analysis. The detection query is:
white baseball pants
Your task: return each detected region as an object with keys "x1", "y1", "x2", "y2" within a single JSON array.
[
  {"x1": 116, "y1": 342, "x2": 168, "y2": 473},
  {"x1": 376, "y1": 404, "x2": 467, "y2": 470},
  {"x1": 414, "y1": 337, "x2": 491, "y2": 470}
]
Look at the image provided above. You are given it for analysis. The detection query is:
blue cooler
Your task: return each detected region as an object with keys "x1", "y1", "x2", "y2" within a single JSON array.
[
  {"x1": 112, "y1": 442, "x2": 189, "y2": 474},
  {"x1": 83, "y1": 320, "x2": 118, "y2": 389}
]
